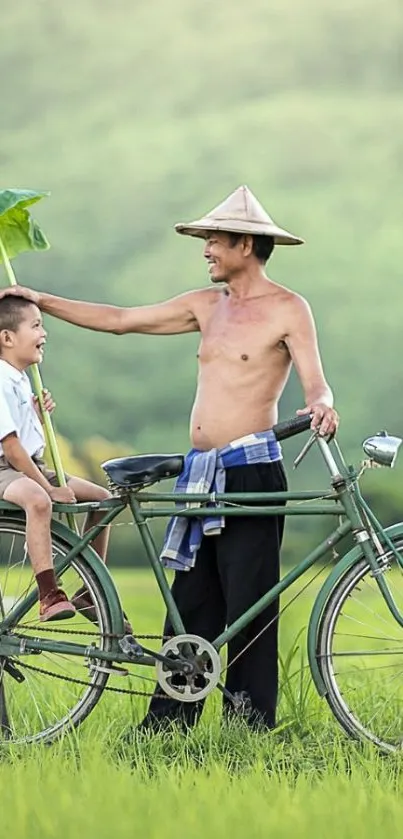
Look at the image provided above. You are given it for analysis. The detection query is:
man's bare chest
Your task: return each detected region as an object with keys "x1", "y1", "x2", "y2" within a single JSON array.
[{"x1": 198, "y1": 303, "x2": 288, "y2": 364}]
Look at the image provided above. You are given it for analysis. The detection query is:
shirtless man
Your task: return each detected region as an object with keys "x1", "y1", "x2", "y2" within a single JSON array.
[{"x1": 0, "y1": 185, "x2": 338, "y2": 731}]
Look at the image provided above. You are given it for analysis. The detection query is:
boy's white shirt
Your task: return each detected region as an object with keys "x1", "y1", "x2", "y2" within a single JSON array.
[{"x1": 0, "y1": 359, "x2": 45, "y2": 458}]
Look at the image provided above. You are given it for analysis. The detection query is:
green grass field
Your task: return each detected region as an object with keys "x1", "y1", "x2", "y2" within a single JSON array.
[{"x1": 2, "y1": 567, "x2": 403, "y2": 838}]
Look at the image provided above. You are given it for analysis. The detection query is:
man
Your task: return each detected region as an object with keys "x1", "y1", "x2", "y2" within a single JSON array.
[{"x1": 0, "y1": 185, "x2": 338, "y2": 730}]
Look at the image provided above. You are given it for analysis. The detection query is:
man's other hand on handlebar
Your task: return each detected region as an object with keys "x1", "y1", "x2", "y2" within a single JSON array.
[{"x1": 296, "y1": 403, "x2": 339, "y2": 438}]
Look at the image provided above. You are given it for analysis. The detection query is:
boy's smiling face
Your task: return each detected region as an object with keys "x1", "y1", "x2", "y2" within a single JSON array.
[{"x1": 0, "y1": 303, "x2": 47, "y2": 369}]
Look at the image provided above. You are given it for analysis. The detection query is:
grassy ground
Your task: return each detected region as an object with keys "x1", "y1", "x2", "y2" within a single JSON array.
[{"x1": 2, "y1": 568, "x2": 403, "y2": 838}]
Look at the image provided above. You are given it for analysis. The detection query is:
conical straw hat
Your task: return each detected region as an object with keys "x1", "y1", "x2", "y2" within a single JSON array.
[{"x1": 175, "y1": 185, "x2": 304, "y2": 246}]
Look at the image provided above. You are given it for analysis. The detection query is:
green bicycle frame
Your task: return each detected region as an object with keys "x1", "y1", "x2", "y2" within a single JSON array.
[{"x1": 0, "y1": 434, "x2": 402, "y2": 697}]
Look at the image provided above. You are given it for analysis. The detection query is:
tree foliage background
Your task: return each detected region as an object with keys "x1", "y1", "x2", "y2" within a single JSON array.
[{"x1": 2, "y1": 0, "x2": 403, "y2": 563}]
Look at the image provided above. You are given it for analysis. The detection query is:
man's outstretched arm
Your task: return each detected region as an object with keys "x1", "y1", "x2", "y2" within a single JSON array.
[{"x1": 0, "y1": 286, "x2": 200, "y2": 335}]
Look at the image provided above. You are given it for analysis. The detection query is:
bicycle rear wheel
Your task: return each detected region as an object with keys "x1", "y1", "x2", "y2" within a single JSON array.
[
  {"x1": 0, "y1": 516, "x2": 113, "y2": 745},
  {"x1": 318, "y1": 540, "x2": 403, "y2": 751}
]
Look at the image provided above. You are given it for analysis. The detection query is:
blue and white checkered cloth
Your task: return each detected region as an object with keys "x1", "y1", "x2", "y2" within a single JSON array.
[{"x1": 160, "y1": 429, "x2": 282, "y2": 571}]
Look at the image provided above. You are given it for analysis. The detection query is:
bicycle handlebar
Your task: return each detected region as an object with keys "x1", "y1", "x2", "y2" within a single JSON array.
[{"x1": 272, "y1": 414, "x2": 313, "y2": 441}]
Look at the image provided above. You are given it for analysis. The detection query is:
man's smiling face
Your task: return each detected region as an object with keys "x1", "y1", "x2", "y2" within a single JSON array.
[{"x1": 203, "y1": 232, "x2": 250, "y2": 284}]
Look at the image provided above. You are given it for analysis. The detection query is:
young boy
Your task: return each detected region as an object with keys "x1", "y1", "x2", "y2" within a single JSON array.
[{"x1": 0, "y1": 294, "x2": 113, "y2": 622}]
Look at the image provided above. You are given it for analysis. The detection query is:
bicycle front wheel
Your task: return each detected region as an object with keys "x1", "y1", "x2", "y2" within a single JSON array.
[
  {"x1": 0, "y1": 516, "x2": 114, "y2": 745},
  {"x1": 318, "y1": 540, "x2": 403, "y2": 751}
]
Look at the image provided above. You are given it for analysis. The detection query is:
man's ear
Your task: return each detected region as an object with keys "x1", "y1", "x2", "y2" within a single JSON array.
[{"x1": 242, "y1": 235, "x2": 254, "y2": 257}]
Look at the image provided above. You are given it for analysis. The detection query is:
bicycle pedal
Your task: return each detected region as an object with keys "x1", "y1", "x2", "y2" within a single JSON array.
[
  {"x1": 118, "y1": 635, "x2": 145, "y2": 660},
  {"x1": 232, "y1": 690, "x2": 253, "y2": 718},
  {"x1": 88, "y1": 663, "x2": 129, "y2": 677}
]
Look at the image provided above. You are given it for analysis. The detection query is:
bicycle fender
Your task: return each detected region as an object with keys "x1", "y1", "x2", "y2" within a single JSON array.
[{"x1": 307, "y1": 520, "x2": 403, "y2": 696}]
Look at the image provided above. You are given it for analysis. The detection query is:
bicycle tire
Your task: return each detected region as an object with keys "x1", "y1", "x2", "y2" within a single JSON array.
[
  {"x1": 317, "y1": 539, "x2": 403, "y2": 751},
  {"x1": 0, "y1": 516, "x2": 113, "y2": 745}
]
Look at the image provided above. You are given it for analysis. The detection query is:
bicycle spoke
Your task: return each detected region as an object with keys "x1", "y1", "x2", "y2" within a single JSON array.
[{"x1": 334, "y1": 630, "x2": 403, "y2": 643}]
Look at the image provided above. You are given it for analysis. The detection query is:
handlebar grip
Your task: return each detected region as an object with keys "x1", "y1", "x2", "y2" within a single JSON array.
[{"x1": 272, "y1": 414, "x2": 313, "y2": 441}]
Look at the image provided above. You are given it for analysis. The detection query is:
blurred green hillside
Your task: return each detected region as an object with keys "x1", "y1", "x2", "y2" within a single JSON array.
[{"x1": 2, "y1": 0, "x2": 403, "y2": 561}]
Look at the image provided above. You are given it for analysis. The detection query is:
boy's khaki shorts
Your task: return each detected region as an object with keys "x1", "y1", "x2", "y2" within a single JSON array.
[{"x1": 0, "y1": 456, "x2": 71, "y2": 499}]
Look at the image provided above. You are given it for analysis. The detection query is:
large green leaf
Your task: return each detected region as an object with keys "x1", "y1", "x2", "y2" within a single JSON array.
[{"x1": 0, "y1": 188, "x2": 50, "y2": 260}]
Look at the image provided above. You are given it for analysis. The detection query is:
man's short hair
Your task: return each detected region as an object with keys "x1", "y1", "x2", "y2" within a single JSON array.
[
  {"x1": 0, "y1": 296, "x2": 35, "y2": 333},
  {"x1": 228, "y1": 233, "x2": 275, "y2": 264}
]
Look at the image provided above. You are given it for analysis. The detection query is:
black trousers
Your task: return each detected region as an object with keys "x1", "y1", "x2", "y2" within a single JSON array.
[{"x1": 143, "y1": 460, "x2": 287, "y2": 729}]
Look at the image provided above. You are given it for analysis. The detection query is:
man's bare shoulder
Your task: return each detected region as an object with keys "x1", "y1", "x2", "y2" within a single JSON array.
[
  {"x1": 184, "y1": 287, "x2": 221, "y2": 301},
  {"x1": 182, "y1": 286, "x2": 222, "y2": 311},
  {"x1": 267, "y1": 281, "x2": 312, "y2": 315}
]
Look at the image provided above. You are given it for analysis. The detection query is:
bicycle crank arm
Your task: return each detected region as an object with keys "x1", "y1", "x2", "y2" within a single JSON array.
[
  {"x1": 118, "y1": 635, "x2": 193, "y2": 672},
  {"x1": 123, "y1": 645, "x2": 193, "y2": 672},
  {"x1": 147, "y1": 649, "x2": 195, "y2": 673}
]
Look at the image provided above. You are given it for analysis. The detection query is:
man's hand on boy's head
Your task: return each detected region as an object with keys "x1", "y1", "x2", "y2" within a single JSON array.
[
  {"x1": 33, "y1": 389, "x2": 56, "y2": 421},
  {"x1": 0, "y1": 285, "x2": 40, "y2": 305}
]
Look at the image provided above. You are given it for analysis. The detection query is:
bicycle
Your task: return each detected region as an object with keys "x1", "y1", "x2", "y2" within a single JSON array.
[{"x1": 0, "y1": 413, "x2": 402, "y2": 751}]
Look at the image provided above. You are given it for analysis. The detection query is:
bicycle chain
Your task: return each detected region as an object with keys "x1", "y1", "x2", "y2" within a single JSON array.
[
  {"x1": 16, "y1": 659, "x2": 171, "y2": 699},
  {"x1": 14, "y1": 624, "x2": 171, "y2": 640},
  {"x1": 9, "y1": 625, "x2": 172, "y2": 699}
]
